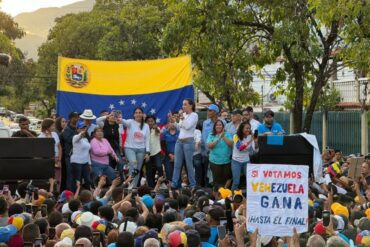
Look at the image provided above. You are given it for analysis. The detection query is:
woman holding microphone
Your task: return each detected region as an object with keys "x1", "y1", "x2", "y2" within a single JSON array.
[{"x1": 171, "y1": 98, "x2": 198, "y2": 190}]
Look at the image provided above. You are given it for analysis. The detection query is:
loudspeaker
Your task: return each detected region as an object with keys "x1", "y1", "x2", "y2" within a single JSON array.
[{"x1": 0, "y1": 138, "x2": 55, "y2": 180}]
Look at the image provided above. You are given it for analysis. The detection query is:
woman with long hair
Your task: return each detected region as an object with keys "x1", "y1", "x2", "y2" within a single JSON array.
[
  {"x1": 231, "y1": 121, "x2": 259, "y2": 191},
  {"x1": 121, "y1": 107, "x2": 150, "y2": 188},
  {"x1": 171, "y1": 98, "x2": 198, "y2": 189},
  {"x1": 206, "y1": 120, "x2": 233, "y2": 188},
  {"x1": 96, "y1": 111, "x2": 122, "y2": 171},
  {"x1": 39, "y1": 118, "x2": 62, "y2": 190},
  {"x1": 54, "y1": 117, "x2": 67, "y2": 135},
  {"x1": 90, "y1": 127, "x2": 118, "y2": 182}
]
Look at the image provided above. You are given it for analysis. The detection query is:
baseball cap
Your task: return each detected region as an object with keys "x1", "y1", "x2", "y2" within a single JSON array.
[
  {"x1": 264, "y1": 110, "x2": 274, "y2": 117},
  {"x1": 167, "y1": 230, "x2": 187, "y2": 247},
  {"x1": 232, "y1": 109, "x2": 242, "y2": 115},
  {"x1": 7, "y1": 214, "x2": 24, "y2": 231},
  {"x1": 207, "y1": 104, "x2": 220, "y2": 113},
  {"x1": 218, "y1": 188, "x2": 232, "y2": 199},
  {"x1": 141, "y1": 195, "x2": 154, "y2": 209},
  {"x1": 58, "y1": 190, "x2": 74, "y2": 203},
  {"x1": 314, "y1": 221, "x2": 326, "y2": 235},
  {"x1": 77, "y1": 121, "x2": 87, "y2": 129},
  {"x1": 91, "y1": 220, "x2": 107, "y2": 233},
  {"x1": 142, "y1": 229, "x2": 159, "y2": 243},
  {"x1": 192, "y1": 212, "x2": 206, "y2": 223},
  {"x1": 331, "y1": 202, "x2": 349, "y2": 218}
]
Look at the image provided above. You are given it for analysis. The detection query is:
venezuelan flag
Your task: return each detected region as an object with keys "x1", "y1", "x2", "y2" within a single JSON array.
[{"x1": 56, "y1": 56, "x2": 194, "y2": 124}]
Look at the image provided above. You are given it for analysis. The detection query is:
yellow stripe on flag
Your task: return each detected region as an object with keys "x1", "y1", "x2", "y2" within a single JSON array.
[{"x1": 57, "y1": 56, "x2": 192, "y2": 96}]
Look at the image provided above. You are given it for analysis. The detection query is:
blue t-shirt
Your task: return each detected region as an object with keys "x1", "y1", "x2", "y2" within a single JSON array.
[
  {"x1": 161, "y1": 129, "x2": 179, "y2": 154},
  {"x1": 257, "y1": 122, "x2": 285, "y2": 135},
  {"x1": 206, "y1": 132, "x2": 232, "y2": 164},
  {"x1": 208, "y1": 226, "x2": 218, "y2": 245},
  {"x1": 202, "y1": 242, "x2": 216, "y2": 247}
]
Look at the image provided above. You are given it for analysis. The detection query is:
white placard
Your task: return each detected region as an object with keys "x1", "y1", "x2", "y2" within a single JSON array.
[{"x1": 247, "y1": 164, "x2": 309, "y2": 236}]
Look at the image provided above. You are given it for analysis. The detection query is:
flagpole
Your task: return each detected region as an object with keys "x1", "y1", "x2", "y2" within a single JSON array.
[{"x1": 56, "y1": 54, "x2": 61, "y2": 114}]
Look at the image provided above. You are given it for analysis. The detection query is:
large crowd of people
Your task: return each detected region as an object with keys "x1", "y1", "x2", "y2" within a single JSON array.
[{"x1": 0, "y1": 98, "x2": 369, "y2": 247}]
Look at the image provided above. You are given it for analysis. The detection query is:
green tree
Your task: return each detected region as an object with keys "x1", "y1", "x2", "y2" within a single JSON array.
[
  {"x1": 36, "y1": 0, "x2": 170, "y2": 114},
  {"x1": 0, "y1": 11, "x2": 38, "y2": 113},
  {"x1": 163, "y1": 0, "x2": 370, "y2": 132},
  {"x1": 162, "y1": 0, "x2": 260, "y2": 110}
]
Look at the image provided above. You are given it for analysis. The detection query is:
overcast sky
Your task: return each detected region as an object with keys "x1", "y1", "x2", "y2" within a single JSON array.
[{"x1": 1, "y1": 0, "x2": 82, "y2": 16}]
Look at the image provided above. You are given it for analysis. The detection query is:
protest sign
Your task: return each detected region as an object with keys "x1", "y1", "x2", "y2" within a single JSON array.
[{"x1": 247, "y1": 164, "x2": 309, "y2": 236}]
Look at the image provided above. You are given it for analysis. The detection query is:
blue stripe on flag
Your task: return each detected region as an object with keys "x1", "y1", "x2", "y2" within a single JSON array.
[{"x1": 57, "y1": 85, "x2": 194, "y2": 125}]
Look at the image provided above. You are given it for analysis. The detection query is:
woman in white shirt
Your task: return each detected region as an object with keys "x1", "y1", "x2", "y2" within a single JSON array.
[
  {"x1": 231, "y1": 121, "x2": 259, "y2": 191},
  {"x1": 171, "y1": 98, "x2": 198, "y2": 189},
  {"x1": 70, "y1": 122, "x2": 91, "y2": 192},
  {"x1": 145, "y1": 115, "x2": 163, "y2": 188},
  {"x1": 120, "y1": 107, "x2": 150, "y2": 188},
  {"x1": 38, "y1": 118, "x2": 62, "y2": 190}
]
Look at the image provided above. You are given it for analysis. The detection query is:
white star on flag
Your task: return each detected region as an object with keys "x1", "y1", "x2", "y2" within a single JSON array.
[
  {"x1": 150, "y1": 108, "x2": 156, "y2": 114},
  {"x1": 141, "y1": 102, "x2": 147, "y2": 108},
  {"x1": 131, "y1": 99, "x2": 137, "y2": 105},
  {"x1": 119, "y1": 100, "x2": 125, "y2": 106},
  {"x1": 156, "y1": 118, "x2": 161, "y2": 123},
  {"x1": 109, "y1": 104, "x2": 115, "y2": 110}
]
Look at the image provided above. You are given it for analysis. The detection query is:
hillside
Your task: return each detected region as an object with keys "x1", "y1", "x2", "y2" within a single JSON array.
[{"x1": 14, "y1": 0, "x2": 95, "y2": 60}]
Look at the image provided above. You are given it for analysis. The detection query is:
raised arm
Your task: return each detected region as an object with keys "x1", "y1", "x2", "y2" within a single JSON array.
[{"x1": 96, "y1": 116, "x2": 107, "y2": 128}]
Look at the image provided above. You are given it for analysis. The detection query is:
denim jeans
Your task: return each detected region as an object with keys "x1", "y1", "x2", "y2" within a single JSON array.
[
  {"x1": 125, "y1": 147, "x2": 146, "y2": 188},
  {"x1": 65, "y1": 156, "x2": 73, "y2": 191},
  {"x1": 71, "y1": 162, "x2": 91, "y2": 192},
  {"x1": 91, "y1": 160, "x2": 116, "y2": 182},
  {"x1": 193, "y1": 153, "x2": 205, "y2": 187},
  {"x1": 172, "y1": 139, "x2": 196, "y2": 189},
  {"x1": 146, "y1": 152, "x2": 163, "y2": 188},
  {"x1": 114, "y1": 148, "x2": 124, "y2": 172},
  {"x1": 164, "y1": 155, "x2": 174, "y2": 182},
  {"x1": 231, "y1": 159, "x2": 248, "y2": 191}
]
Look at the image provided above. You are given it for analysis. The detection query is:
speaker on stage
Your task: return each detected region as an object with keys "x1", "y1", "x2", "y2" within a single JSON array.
[{"x1": 253, "y1": 135, "x2": 315, "y2": 175}]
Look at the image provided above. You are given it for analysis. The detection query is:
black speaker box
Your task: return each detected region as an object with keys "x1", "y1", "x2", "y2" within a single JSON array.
[{"x1": 253, "y1": 135, "x2": 314, "y2": 174}]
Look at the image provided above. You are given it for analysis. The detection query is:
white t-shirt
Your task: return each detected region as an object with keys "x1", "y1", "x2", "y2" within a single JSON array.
[
  {"x1": 250, "y1": 119, "x2": 261, "y2": 132},
  {"x1": 149, "y1": 128, "x2": 161, "y2": 156},
  {"x1": 232, "y1": 135, "x2": 256, "y2": 163},
  {"x1": 70, "y1": 133, "x2": 91, "y2": 164},
  {"x1": 122, "y1": 119, "x2": 150, "y2": 152},
  {"x1": 194, "y1": 129, "x2": 202, "y2": 155},
  {"x1": 178, "y1": 112, "x2": 198, "y2": 139},
  {"x1": 38, "y1": 131, "x2": 60, "y2": 157}
]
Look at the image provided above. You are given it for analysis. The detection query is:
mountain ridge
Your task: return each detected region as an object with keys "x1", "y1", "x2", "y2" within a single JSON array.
[{"x1": 14, "y1": 0, "x2": 95, "y2": 60}]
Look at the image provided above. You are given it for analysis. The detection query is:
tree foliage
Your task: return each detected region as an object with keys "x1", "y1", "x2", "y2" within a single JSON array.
[
  {"x1": 35, "y1": 0, "x2": 170, "y2": 115},
  {"x1": 162, "y1": 0, "x2": 261, "y2": 110},
  {"x1": 163, "y1": 0, "x2": 370, "y2": 132},
  {"x1": 0, "y1": 11, "x2": 36, "y2": 113}
]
